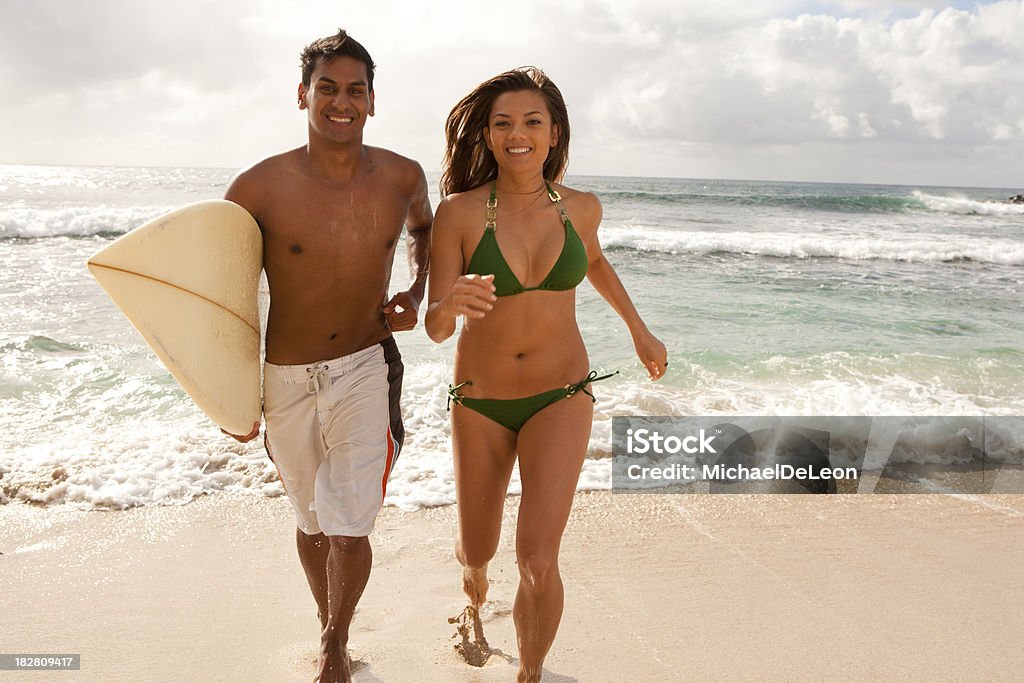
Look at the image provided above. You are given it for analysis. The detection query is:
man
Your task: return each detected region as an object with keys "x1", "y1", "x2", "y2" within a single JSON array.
[{"x1": 225, "y1": 29, "x2": 431, "y2": 683}]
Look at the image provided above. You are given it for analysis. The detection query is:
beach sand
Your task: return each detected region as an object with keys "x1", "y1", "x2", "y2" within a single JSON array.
[{"x1": 3, "y1": 491, "x2": 1022, "y2": 682}]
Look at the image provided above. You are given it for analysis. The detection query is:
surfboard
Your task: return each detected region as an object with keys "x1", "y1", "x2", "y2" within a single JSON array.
[{"x1": 87, "y1": 200, "x2": 263, "y2": 436}]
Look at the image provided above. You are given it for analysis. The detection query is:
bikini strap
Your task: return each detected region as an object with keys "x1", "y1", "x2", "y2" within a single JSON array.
[
  {"x1": 545, "y1": 181, "x2": 571, "y2": 226},
  {"x1": 447, "y1": 381, "x2": 473, "y2": 410},
  {"x1": 485, "y1": 184, "x2": 497, "y2": 230}
]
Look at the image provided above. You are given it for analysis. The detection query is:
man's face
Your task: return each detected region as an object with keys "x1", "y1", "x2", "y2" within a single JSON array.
[{"x1": 298, "y1": 56, "x2": 375, "y2": 144}]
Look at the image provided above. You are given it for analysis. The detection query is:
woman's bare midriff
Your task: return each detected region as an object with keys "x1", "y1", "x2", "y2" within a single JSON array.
[{"x1": 454, "y1": 291, "x2": 588, "y2": 398}]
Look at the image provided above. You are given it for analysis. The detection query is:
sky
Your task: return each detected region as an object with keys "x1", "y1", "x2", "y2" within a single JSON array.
[{"x1": 1, "y1": 0, "x2": 1021, "y2": 187}]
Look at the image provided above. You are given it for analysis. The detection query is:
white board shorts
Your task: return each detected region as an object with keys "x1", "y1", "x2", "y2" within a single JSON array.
[{"x1": 263, "y1": 337, "x2": 404, "y2": 537}]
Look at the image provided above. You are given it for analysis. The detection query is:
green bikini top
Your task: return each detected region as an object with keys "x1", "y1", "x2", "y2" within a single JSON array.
[{"x1": 465, "y1": 182, "x2": 588, "y2": 297}]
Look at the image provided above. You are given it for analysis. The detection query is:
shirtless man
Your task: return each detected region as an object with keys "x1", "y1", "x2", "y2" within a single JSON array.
[{"x1": 224, "y1": 30, "x2": 432, "y2": 683}]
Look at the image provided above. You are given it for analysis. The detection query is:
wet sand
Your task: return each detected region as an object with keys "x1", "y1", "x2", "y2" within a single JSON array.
[{"x1": 2, "y1": 491, "x2": 1023, "y2": 681}]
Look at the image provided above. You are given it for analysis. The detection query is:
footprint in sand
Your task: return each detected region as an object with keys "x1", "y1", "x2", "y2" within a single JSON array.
[
  {"x1": 448, "y1": 605, "x2": 491, "y2": 667},
  {"x1": 296, "y1": 646, "x2": 369, "y2": 675},
  {"x1": 478, "y1": 600, "x2": 512, "y2": 622}
]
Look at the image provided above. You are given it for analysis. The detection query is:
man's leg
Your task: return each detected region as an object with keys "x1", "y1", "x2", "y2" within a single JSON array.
[
  {"x1": 314, "y1": 340, "x2": 404, "y2": 682},
  {"x1": 297, "y1": 529, "x2": 330, "y2": 628},
  {"x1": 316, "y1": 535, "x2": 372, "y2": 683},
  {"x1": 264, "y1": 362, "x2": 334, "y2": 630}
]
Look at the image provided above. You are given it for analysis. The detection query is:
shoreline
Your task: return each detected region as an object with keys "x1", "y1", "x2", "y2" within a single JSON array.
[{"x1": 3, "y1": 491, "x2": 1023, "y2": 681}]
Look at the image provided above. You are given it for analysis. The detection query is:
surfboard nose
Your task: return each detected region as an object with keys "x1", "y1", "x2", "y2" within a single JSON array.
[{"x1": 88, "y1": 200, "x2": 264, "y2": 435}]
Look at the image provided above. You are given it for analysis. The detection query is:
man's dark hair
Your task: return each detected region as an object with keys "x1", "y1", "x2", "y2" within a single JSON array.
[{"x1": 300, "y1": 29, "x2": 376, "y2": 90}]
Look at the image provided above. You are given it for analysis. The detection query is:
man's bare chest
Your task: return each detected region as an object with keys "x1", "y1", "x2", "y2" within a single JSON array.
[{"x1": 259, "y1": 184, "x2": 408, "y2": 257}]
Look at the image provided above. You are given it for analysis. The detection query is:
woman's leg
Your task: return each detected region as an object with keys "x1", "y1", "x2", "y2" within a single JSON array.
[
  {"x1": 512, "y1": 393, "x2": 593, "y2": 682},
  {"x1": 452, "y1": 404, "x2": 518, "y2": 606}
]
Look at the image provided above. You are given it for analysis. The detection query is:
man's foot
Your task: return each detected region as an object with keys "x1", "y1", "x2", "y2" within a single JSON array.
[
  {"x1": 462, "y1": 564, "x2": 489, "y2": 607},
  {"x1": 314, "y1": 642, "x2": 351, "y2": 683}
]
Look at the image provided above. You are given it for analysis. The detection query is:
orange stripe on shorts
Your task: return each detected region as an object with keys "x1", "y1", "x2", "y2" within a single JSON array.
[{"x1": 381, "y1": 426, "x2": 396, "y2": 500}]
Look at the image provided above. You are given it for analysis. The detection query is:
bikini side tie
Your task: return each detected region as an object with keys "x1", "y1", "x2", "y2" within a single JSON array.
[{"x1": 564, "y1": 370, "x2": 619, "y2": 402}]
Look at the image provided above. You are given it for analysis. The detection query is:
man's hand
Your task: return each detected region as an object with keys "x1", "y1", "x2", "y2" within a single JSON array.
[
  {"x1": 383, "y1": 290, "x2": 421, "y2": 331},
  {"x1": 222, "y1": 421, "x2": 260, "y2": 443}
]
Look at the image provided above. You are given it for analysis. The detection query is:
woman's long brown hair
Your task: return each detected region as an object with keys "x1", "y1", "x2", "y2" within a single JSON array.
[{"x1": 440, "y1": 67, "x2": 570, "y2": 197}]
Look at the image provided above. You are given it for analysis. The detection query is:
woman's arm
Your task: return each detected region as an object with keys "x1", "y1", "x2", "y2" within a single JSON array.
[
  {"x1": 424, "y1": 198, "x2": 497, "y2": 343},
  {"x1": 580, "y1": 194, "x2": 669, "y2": 380}
]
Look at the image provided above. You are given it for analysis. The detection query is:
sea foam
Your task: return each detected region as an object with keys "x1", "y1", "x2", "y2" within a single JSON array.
[
  {"x1": 601, "y1": 226, "x2": 1024, "y2": 265},
  {"x1": 913, "y1": 191, "x2": 1024, "y2": 216},
  {"x1": 0, "y1": 205, "x2": 172, "y2": 239},
  {"x1": 3, "y1": 354, "x2": 1020, "y2": 510}
]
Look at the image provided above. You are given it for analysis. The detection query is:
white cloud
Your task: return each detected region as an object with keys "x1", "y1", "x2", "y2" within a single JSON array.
[
  {"x1": 0, "y1": 0, "x2": 1021, "y2": 186},
  {"x1": 588, "y1": 3, "x2": 1024, "y2": 146}
]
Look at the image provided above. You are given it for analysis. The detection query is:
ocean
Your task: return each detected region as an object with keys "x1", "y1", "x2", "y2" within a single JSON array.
[{"x1": 1, "y1": 164, "x2": 1022, "y2": 510}]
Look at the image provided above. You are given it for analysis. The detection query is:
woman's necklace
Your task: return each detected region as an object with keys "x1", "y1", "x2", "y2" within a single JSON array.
[
  {"x1": 495, "y1": 184, "x2": 548, "y2": 218},
  {"x1": 496, "y1": 182, "x2": 546, "y2": 195}
]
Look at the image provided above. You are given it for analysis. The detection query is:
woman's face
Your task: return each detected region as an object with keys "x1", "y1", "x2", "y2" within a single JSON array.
[{"x1": 484, "y1": 90, "x2": 558, "y2": 173}]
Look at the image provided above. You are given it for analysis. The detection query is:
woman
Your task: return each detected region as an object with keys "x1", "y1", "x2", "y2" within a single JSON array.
[{"x1": 425, "y1": 67, "x2": 667, "y2": 682}]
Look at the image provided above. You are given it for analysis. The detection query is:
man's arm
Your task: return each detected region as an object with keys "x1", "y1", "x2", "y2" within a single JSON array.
[
  {"x1": 224, "y1": 166, "x2": 264, "y2": 223},
  {"x1": 384, "y1": 163, "x2": 433, "y2": 331},
  {"x1": 221, "y1": 167, "x2": 264, "y2": 442},
  {"x1": 405, "y1": 163, "x2": 433, "y2": 305}
]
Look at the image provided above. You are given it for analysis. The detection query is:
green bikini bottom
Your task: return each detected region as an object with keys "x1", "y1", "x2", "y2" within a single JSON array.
[{"x1": 447, "y1": 370, "x2": 617, "y2": 433}]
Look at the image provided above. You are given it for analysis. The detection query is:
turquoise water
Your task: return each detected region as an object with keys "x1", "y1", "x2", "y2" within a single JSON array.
[{"x1": 1, "y1": 165, "x2": 1022, "y2": 509}]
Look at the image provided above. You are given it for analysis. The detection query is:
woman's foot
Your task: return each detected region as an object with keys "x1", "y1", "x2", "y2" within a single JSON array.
[{"x1": 462, "y1": 563, "x2": 489, "y2": 607}]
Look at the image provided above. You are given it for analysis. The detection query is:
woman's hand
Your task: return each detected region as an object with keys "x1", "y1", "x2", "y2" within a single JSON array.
[
  {"x1": 442, "y1": 273, "x2": 496, "y2": 319},
  {"x1": 633, "y1": 330, "x2": 668, "y2": 380}
]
